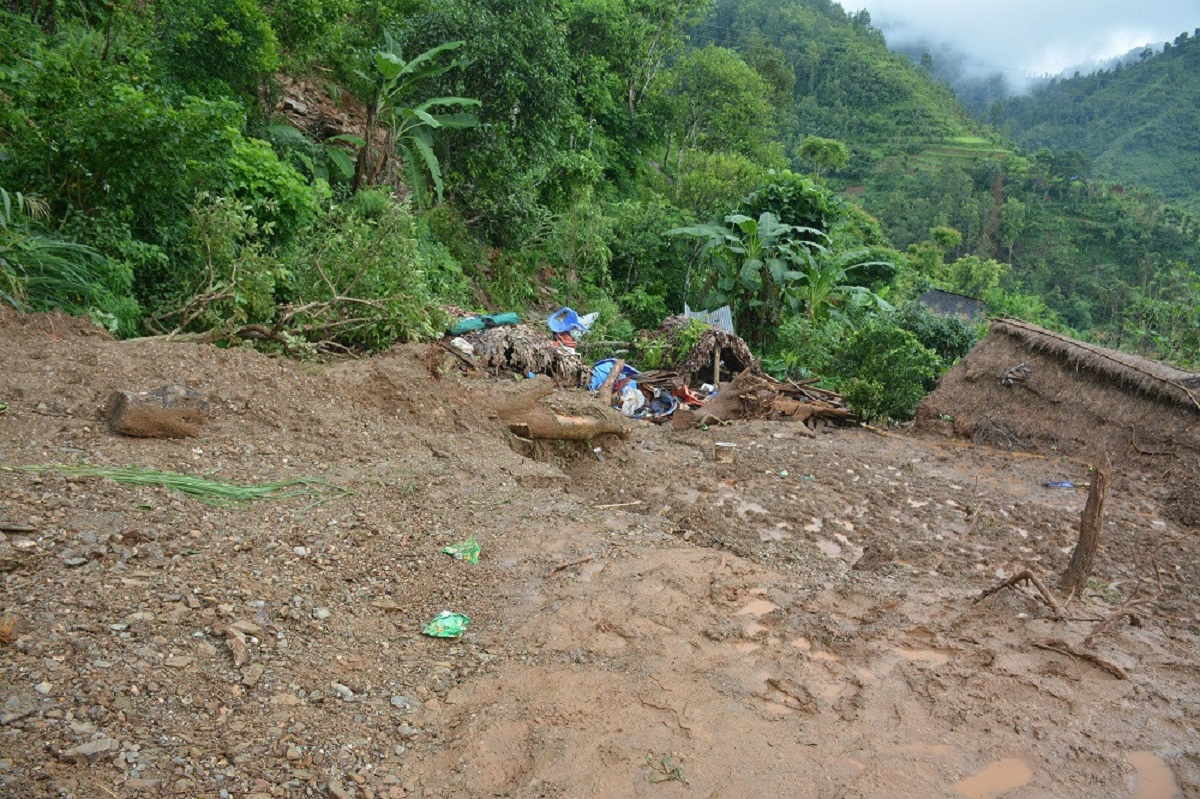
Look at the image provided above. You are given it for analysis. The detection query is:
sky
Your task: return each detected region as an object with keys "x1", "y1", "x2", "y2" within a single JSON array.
[{"x1": 840, "y1": 0, "x2": 1199, "y2": 88}]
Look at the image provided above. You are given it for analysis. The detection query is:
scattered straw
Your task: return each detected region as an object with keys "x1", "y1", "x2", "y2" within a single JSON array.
[{"x1": 2, "y1": 464, "x2": 351, "y2": 507}]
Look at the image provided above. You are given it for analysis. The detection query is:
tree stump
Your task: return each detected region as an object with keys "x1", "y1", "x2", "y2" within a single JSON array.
[
  {"x1": 106, "y1": 385, "x2": 208, "y2": 439},
  {"x1": 1060, "y1": 465, "x2": 1108, "y2": 597}
]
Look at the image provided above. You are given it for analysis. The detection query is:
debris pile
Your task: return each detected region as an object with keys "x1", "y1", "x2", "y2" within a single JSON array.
[
  {"x1": 443, "y1": 310, "x2": 586, "y2": 387},
  {"x1": 671, "y1": 369, "x2": 855, "y2": 432},
  {"x1": 440, "y1": 306, "x2": 855, "y2": 438},
  {"x1": 656, "y1": 315, "x2": 760, "y2": 386}
]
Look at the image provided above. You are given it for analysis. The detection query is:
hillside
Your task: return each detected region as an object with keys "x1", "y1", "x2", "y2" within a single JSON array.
[
  {"x1": 994, "y1": 29, "x2": 1200, "y2": 213},
  {"x1": 2, "y1": 0, "x2": 1198, "y2": 409},
  {"x1": 2, "y1": 308, "x2": 1199, "y2": 797}
]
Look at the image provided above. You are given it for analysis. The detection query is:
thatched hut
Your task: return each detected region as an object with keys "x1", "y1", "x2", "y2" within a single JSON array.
[
  {"x1": 656, "y1": 315, "x2": 761, "y2": 387},
  {"x1": 917, "y1": 318, "x2": 1200, "y2": 524}
]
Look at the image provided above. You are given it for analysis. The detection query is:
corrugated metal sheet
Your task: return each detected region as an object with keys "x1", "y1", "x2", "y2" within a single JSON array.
[{"x1": 683, "y1": 303, "x2": 735, "y2": 334}]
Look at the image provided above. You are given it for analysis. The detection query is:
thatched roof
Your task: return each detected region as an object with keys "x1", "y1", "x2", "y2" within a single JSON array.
[
  {"x1": 992, "y1": 318, "x2": 1200, "y2": 411},
  {"x1": 657, "y1": 316, "x2": 761, "y2": 386}
]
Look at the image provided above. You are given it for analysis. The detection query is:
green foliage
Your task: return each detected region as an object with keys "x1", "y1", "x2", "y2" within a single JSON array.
[
  {"x1": 797, "y1": 135, "x2": 850, "y2": 177},
  {"x1": 156, "y1": 0, "x2": 278, "y2": 96},
  {"x1": 765, "y1": 315, "x2": 843, "y2": 380},
  {"x1": 995, "y1": 34, "x2": 1200, "y2": 211},
  {"x1": 606, "y1": 195, "x2": 696, "y2": 328},
  {"x1": 653, "y1": 44, "x2": 782, "y2": 165},
  {"x1": 831, "y1": 319, "x2": 941, "y2": 422},
  {"x1": 636, "y1": 318, "x2": 708, "y2": 369},
  {"x1": 1113, "y1": 263, "x2": 1200, "y2": 368},
  {"x1": 940, "y1": 254, "x2": 1008, "y2": 298},
  {"x1": 0, "y1": 187, "x2": 140, "y2": 333},
  {"x1": 227, "y1": 136, "x2": 319, "y2": 243},
  {"x1": 266, "y1": 124, "x2": 358, "y2": 188},
  {"x1": 893, "y1": 302, "x2": 980, "y2": 363},
  {"x1": 669, "y1": 151, "x2": 770, "y2": 220},
  {"x1": 738, "y1": 171, "x2": 840, "y2": 240},
  {"x1": 543, "y1": 189, "x2": 613, "y2": 308},
  {"x1": 281, "y1": 198, "x2": 446, "y2": 349},
  {"x1": 391, "y1": 0, "x2": 576, "y2": 234},
  {"x1": 263, "y1": 0, "x2": 348, "y2": 64},
  {"x1": 1, "y1": 0, "x2": 1195, "y2": 368},
  {"x1": 669, "y1": 211, "x2": 829, "y2": 347},
  {"x1": 171, "y1": 194, "x2": 283, "y2": 332}
]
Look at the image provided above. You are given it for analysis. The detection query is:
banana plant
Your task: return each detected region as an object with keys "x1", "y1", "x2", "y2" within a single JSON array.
[
  {"x1": 785, "y1": 248, "x2": 894, "y2": 324},
  {"x1": 354, "y1": 33, "x2": 481, "y2": 205},
  {"x1": 668, "y1": 211, "x2": 827, "y2": 346}
]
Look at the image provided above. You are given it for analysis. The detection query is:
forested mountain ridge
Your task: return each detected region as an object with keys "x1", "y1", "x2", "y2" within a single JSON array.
[
  {"x1": 1, "y1": 0, "x2": 1197, "y2": 423},
  {"x1": 992, "y1": 29, "x2": 1200, "y2": 214}
]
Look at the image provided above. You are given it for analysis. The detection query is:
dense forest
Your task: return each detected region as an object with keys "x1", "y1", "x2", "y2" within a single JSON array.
[
  {"x1": 994, "y1": 30, "x2": 1200, "y2": 214},
  {"x1": 1, "y1": 0, "x2": 1197, "y2": 422}
]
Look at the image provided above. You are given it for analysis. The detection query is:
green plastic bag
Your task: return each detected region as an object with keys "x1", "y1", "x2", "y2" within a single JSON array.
[
  {"x1": 442, "y1": 535, "x2": 480, "y2": 564},
  {"x1": 423, "y1": 611, "x2": 470, "y2": 638}
]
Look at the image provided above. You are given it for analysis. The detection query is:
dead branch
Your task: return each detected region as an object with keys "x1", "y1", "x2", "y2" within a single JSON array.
[
  {"x1": 1034, "y1": 638, "x2": 1129, "y2": 680},
  {"x1": 1083, "y1": 560, "x2": 1166, "y2": 648},
  {"x1": 976, "y1": 568, "x2": 1065, "y2": 620},
  {"x1": 543, "y1": 554, "x2": 595, "y2": 577}
]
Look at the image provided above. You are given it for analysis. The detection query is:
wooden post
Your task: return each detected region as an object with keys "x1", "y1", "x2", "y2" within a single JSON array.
[
  {"x1": 712, "y1": 349, "x2": 720, "y2": 386},
  {"x1": 1060, "y1": 465, "x2": 1108, "y2": 598},
  {"x1": 597, "y1": 359, "x2": 625, "y2": 406}
]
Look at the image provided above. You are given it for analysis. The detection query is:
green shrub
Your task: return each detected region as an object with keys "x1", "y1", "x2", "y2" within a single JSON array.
[
  {"x1": 766, "y1": 316, "x2": 845, "y2": 380},
  {"x1": 226, "y1": 136, "x2": 319, "y2": 244},
  {"x1": 172, "y1": 194, "x2": 284, "y2": 333},
  {"x1": 262, "y1": 0, "x2": 348, "y2": 64},
  {"x1": 156, "y1": 0, "x2": 279, "y2": 96},
  {"x1": 1, "y1": 188, "x2": 141, "y2": 334},
  {"x1": 830, "y1": 319, "x2": 940, "y2": 422},
  {"x1": 893, "y1": 301, "x2": 980, "y2": 364}
]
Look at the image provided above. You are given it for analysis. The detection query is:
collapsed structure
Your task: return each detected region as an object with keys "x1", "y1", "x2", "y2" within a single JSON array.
[{"x1": 917, "y1": 318, "x2": 1200, "y2": 525}]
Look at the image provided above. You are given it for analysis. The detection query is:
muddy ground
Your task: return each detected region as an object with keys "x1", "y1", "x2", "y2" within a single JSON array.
[{"x1": 1, "y1": 309, "x2": 1197, "y2": 799}]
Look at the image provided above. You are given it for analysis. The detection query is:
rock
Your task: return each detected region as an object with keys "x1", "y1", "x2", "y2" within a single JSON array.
[
  {"x1": 106, "y1": 384, "x2": 208, "y2": 439},
  {"x1": 312, "y1": 607, "x2": 331, "y2": 621},
  {"x1": 125, "y1": 778, "x2": 162, "y2": 790},
  {"x1": 241, "y1": 663, "x2": 264, "y2": 686},
  {"x1": 0, "y1": 696, "x2": 36, "y2": 724},
  {"x1": 226, "y1": 633, "x2": 249, "y2": 668},
  {"x1": 328, "y1": 780, "x2": 355, "y2": 799},
  {"x1": 58, "y1": 736, "x2": 120, "y2": 762},
  {"x1": 389, "y1": 696, "x2": 417, "y2": 712},
  {"x1": 165, "y1": 656, "x2": 193, "y2": 669},
  {"x1": 331, "y1": 683, "x2": 355, "y2": 702}
]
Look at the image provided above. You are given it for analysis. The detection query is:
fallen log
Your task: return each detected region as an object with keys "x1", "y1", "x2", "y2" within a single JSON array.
[{"x1": 492, "y1": 377, "x2": 630, "y2": 441}]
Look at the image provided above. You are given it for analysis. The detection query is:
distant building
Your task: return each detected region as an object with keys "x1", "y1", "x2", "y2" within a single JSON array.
[{"x1": 917, "y1": 289, "x2": 989, "y2": 321}]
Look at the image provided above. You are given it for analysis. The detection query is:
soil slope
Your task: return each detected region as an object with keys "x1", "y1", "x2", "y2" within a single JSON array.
[{"x1": 1, "y1": 309, "x2": 1197, "y2": 799}]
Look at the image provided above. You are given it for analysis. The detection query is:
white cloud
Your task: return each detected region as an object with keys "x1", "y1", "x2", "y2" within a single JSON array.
[{"x1": 841, "y1": 0, "x2": 1197, "y2": 81}]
